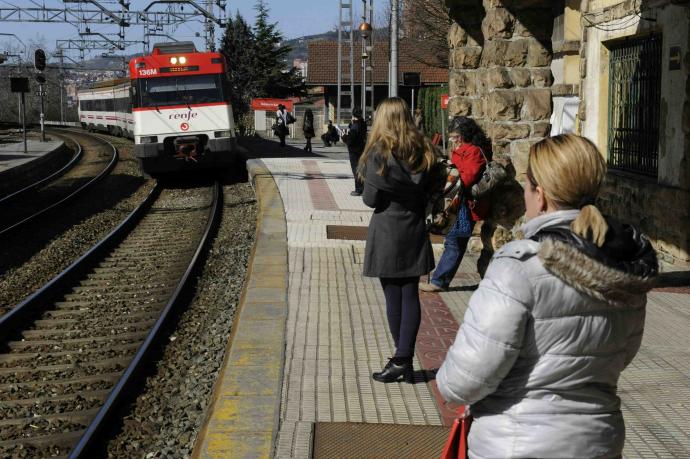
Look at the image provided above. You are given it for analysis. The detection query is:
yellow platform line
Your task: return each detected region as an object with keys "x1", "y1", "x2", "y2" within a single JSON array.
[{"x1": 192, "y1": 159, "x2": 288, "y2": 459}]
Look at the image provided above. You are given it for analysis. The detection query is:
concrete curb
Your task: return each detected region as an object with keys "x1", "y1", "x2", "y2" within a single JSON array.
[{"x1": 193, "y1": 159, "x2": 288, "y2": 458}]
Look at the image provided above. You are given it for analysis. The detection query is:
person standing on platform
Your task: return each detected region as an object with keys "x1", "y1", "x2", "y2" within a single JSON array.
[
  {"x1": 346, "y1": 107, "x2": 367, "y2": 196},
  {"x1": 303, "y1": 108, "x2": 315, "y2": 152},
  {"x1": 359, "y1": 97, "x2": 438, "y2": 383},
  {"x1": 419, "y1": 116, "x2": 491, "y2": 292},
  {"x1": 436, "y1": 134, "x2": 658, "y2": 458},
  {"x1": 414, "y1": 108, "x2": 424, "y2": 133},
  {"x1": 275, "y1": 104, "x2": 289, "y2": 148}
]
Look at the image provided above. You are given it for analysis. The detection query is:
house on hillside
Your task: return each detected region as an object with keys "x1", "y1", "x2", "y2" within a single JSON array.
[{"x1": 306, "y1": 40, "x2": 448, "y2": 124}]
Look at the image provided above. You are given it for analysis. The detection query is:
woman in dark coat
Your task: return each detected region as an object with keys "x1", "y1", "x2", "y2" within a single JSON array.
[
  {"x1": 359, "y1": 97, "x2": 438, "y2": 383},
  {"x1": 303, "y1": 108, "x2": 315, "y2": 152}
]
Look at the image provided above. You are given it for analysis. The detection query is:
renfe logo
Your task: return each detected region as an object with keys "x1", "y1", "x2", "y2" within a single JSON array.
[
  {"x1": 138, "y1": 68, "x2": 158, "y2": 76},
  {"x1": 169, "y1": 112, "x2": 198, "y2": 120}
]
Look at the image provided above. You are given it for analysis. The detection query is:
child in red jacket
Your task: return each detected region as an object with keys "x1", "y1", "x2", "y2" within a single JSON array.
[{"x1": 420, "y1": 117, "x2": 491, "y2": 292}]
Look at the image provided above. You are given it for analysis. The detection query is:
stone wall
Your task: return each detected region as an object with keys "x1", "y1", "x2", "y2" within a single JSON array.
[
  {"x1": 447, "y1": 0, "x2": 555, "y2": 270},
  {"x1": 447, "y1": 0, "x2": 555, "y2": 179},
  {"x1": 598, "y1": 174, "x2": 690, "y2": 264}
]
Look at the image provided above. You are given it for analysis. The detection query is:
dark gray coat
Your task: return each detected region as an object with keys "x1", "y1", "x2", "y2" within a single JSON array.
[{"x1": 362, "y1": 150, "x2": 435, "y2": 278}]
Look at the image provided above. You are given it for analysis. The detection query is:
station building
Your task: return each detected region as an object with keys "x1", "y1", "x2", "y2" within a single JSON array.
[{"x1": 445, "y1": 0, "x2": 690, "y2": 266}]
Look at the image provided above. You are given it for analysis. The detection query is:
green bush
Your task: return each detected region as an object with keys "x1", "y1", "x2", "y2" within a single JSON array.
[{"x1": 417, "y1": 86, "x2": 448, "y2": 138}]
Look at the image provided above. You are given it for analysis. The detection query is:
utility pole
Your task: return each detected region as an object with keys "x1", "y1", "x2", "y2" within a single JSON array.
[
  {"x1": 337, "y1": 1, "x2": 355, "y2": 125},
  {"x1": 205, "y1": 0, "x2": 215, "y2": 51},
  {"x1": 55, "y1": 48, "x2": 66, "y2": 124},
  {"x1": 390, "y1": 0, "x2": 399, "y2": 97}
]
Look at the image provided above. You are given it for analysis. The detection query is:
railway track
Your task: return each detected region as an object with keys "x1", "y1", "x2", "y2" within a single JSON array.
[
  {"x1": 0, "y1": 182, "x2": 221, "y2": 458},
  {"x1": 0, "y1": 130, "x2": 118, "y2": 237}
]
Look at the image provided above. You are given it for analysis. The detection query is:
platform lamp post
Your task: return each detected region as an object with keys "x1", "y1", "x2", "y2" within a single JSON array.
[{"x1": 359, "y1": 21, "x2": 372, "y2": 116}]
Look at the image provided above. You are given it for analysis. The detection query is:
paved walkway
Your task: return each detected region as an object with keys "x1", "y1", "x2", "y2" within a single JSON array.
[
  {"x1": 195, "y1": 153, "x2": 690, "y2": 458},
  {"x1": 258, "y1": 157, "x2": 690, "y2": 458}
]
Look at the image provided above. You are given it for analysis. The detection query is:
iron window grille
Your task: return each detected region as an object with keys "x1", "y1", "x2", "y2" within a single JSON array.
[{"x1": 607, "y1": 35, "x2": 662, "y2": 177}]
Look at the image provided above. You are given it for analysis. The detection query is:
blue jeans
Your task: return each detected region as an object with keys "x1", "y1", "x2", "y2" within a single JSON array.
[{"x1": 431, "y1": 206, "x2": 475, "y2": 289}]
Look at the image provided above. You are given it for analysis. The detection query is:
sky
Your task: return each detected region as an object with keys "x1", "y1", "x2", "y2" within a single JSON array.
[{"x1": 0, "y1": 1, "x2": 370, "y2": 60}]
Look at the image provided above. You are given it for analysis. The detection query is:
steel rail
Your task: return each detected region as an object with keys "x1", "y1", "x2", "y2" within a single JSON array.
[
  {"x1": 0, "y1": 130, "x2": 119, "y2": 237},
  {"x1": 0, "y1": 183, "x2": 161, "y2": 336},
  {"x1": 0, "y1": 136, "x2": 83, "y2": 205},
  {"x1": 68, "y1": 181, "x2": 222, "y2": 458}
]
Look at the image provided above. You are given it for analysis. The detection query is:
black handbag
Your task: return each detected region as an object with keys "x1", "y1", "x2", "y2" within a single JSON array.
[{"x1": 470, "y1": 149, "x2": 508, "y2": 199}]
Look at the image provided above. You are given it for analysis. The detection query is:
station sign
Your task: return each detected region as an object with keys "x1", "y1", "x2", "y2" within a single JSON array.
[
  {"x1": 403, "y1": 72, "x2": 421, "y2": 86},
  {"x1": 251, "y1": 98, "x2": 294, "y2": 112},
  {"x1": 10, "y1": 77, "x2": 30, "y2": 93},
  {"x1": 440, "y1": 94, "x2": 449, "y2": 110}
]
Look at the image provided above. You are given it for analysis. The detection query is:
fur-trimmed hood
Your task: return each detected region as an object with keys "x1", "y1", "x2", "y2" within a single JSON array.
[{"x1": 521, "y1": 210, "x2": 658, "y2": 306}]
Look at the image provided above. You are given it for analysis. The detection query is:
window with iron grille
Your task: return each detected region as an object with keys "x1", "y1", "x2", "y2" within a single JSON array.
[{"x1": 607, "y1": 35, "x2": 662, "y2": 177}]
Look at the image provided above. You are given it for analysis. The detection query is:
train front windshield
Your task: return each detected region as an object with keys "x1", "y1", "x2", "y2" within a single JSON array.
[{"x1": 133, "y1": 74, "x2": 226, "y2": 108}]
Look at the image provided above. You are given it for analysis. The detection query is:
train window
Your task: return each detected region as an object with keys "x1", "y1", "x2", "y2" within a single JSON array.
[
  {"x1": 130, "y1": 82, "x2": 139, "y2": 110},
  {"x1": 136, "y1": 74, "x2": 224, "y2": 108}
]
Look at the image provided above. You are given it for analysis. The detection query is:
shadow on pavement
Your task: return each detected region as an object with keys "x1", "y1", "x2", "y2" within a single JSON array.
[
  {"x1": 412, "y1": 368, "x2": 439, "y2": 384},
  {"x1": 657, "y1": 270, "x2": 690, "y2": 288},
  {"x1": 238, "y1": 136, "x2": 326, "y2": 160}
]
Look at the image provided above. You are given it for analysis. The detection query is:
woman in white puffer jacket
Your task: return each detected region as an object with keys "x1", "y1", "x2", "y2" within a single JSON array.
[{"x1": 436, "y1": 134, "x2": 658, "y2": 459}]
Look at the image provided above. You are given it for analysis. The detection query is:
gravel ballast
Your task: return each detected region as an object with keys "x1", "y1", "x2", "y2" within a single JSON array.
[
  {"x1": 0, "y1": 132, "x2": 153, "y2": 315},
  {"x1": 105, "y1": 181, "x2": 257, "y2": 458}
]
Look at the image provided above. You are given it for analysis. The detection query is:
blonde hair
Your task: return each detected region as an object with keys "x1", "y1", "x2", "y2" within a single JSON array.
[
  {"x1": 527, "y1": 134, "x2": 609, "y2": 246},
  {"x1": 358, "y1": 97, "x2": 436, "y2": 178}
]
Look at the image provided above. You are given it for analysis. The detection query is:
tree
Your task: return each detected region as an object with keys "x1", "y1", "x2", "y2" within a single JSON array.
[
  {"x1": 401, "y1": 0, "x2": 450, "y2": 68},
  {"x1": 220, "y1": 12, "x2": 255, "y2": 121},
  {"x1": 251, "y1": 0, "x2": 304, "y2": 99},
  {"x1": 219, "y1": 2, "x2": 305, "y2": 128}
]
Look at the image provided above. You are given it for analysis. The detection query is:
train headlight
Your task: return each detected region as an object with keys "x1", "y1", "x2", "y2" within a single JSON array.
[
  {"x1": 170, "y1": 57, "x2": 178, "y2": 64},
  {"x1": 214, "y1": 130, "x2": 232, "y2": 138},
  {"x1": 179, "y1": 56, "x2": 187, "y2": 64},
  {"x1": 140, "y1": 135, "x2": 158, "y2": 144}
]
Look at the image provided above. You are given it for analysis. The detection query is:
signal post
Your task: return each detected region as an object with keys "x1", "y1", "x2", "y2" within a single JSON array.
[{"x1": 34, "y1": 49, "x2": 47, "y2": 142}]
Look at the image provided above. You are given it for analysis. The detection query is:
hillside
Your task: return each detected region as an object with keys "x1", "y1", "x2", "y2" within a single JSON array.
[{"x1": 283, "y1": 29, "x2": 387, "y2": 62}]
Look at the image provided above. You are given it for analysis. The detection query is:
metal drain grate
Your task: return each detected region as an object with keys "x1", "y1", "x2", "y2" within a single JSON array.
[
  {"x1": 326, "y1": 225, "x2": 445, "y2": 244},
  {"x1": 312, "y1": 422, "x2": 449, "y2": 458}
]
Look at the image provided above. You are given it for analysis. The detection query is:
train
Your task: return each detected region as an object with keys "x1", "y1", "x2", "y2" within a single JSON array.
[{"x1": 77, "y1": 42, "x2": 237, "y2": 174}]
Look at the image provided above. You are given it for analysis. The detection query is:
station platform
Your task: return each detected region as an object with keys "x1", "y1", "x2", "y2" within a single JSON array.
[
  {"x1": 0, "y1": 134, "x2": 67, "y2": 196},
  {"x1": 0, "y1": 137, "x2": 63, "y2": 173},
  {"x1": 195, "y1": 155, "x2": 690, "y2": 458}
]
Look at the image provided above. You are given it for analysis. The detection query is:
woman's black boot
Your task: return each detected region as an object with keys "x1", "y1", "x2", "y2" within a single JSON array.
[{"x1": 372, "y1": 357, "x2": 414, "y2": 383}]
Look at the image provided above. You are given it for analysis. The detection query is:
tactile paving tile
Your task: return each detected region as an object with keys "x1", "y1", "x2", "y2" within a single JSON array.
[
  {"x1": 312, "y1": 422, "x2": 449, "y2": 458},
  {"x1": 326, "y1": 224, "x2": 446, "y2": 244}
]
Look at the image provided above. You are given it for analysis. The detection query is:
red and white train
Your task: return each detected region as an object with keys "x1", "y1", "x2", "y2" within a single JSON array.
[{"x1": 77, "y1": 42, "x2": 237, "y2": 174}]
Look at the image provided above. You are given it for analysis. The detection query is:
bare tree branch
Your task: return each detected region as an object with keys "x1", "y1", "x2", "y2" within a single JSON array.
[{"x1": 400, "y1": 0, "x2": 450, "y2": 68}]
